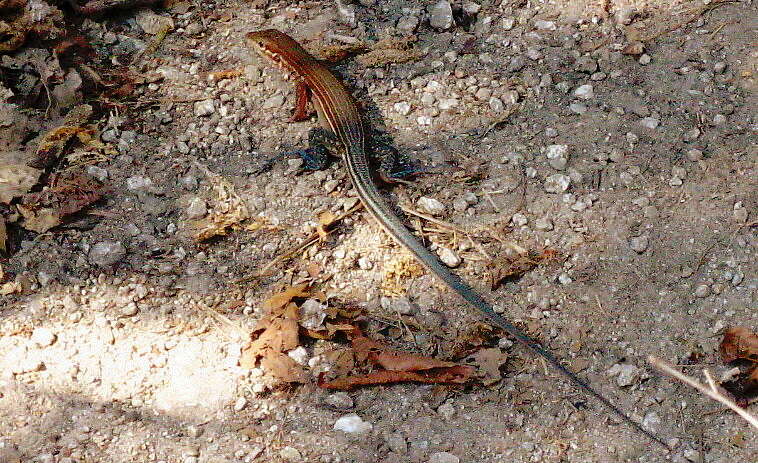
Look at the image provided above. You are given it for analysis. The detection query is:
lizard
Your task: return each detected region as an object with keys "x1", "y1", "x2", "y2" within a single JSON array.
[{"x1": 246, "y1": 28, "x2": 668, "y2": 450}]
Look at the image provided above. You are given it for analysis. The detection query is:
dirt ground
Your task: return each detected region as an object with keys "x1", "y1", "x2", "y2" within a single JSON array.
[{"x1": 1, "y1": 0, "x2": 756, "y2": 462}]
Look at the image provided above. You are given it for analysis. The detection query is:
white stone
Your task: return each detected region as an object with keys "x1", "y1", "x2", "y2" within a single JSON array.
[
  {"x1": 31, "y1": 327, "x2": 56, "y2": 347},
  {"x1": 417, "y1": 196, "x2": 445, "y2": 215},
  {"x1": 334, "y1": 413, "x2": 373, "y2": 433}
]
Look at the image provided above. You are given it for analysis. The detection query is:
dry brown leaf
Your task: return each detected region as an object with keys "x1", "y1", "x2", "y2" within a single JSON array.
[
  {"x1": 318, "y1": 365, "x2": 473, "y2": 390},
  {"x1": 17, "y1": 172, "x2": 106, "y2": 233},
  {"x1": 718, "y1": 326, "x2": 758, "y2": 405},
  {"x1": 16, "y1": 205, "x2": 60, "y2": 233},
  {"x1": 720, "y1": 327, "x2": 758, "y2": 364},
  {"x1": 260, "y1": 351, "x2": 306, "y2": 383},
  {"x1": 490, "y1": 249, "x2": 558, "y2": 290},
  {"x1": 30, "y1": 104, "x2": 93, "y2": 169},
  {"x1": 208, "y1": 68, "x2": 243, "y2": 81},
  {"x1": 464, "y1": 348, "x2": 508, "y2": 386},
  {"x1": 262, "y1": 284, "x2": 310, "y2": 312},
  {"x1": 316, "y1": 210, "x2": 337, "y2": 240},
  {"x1": 0, "y1": 162, "x2": 41, "y2": 204},
  {"x1": 240, "y1": 285, "x2": 309, "y2": 381}
]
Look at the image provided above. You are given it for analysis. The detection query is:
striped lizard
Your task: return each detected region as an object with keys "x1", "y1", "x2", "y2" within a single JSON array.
[{"x1": 246, "y1": 28, "x2": 667, "y2": 450}]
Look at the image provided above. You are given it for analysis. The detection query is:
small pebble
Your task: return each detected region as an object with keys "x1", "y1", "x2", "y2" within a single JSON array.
[
  {"x1": 535, "y1": 217, "x2": 553, "y2": 231},
  {"x1": 193, "y1": 99, "x2": 215, "y2": 117},
  {"x1": 569, "y1": 103, "x2": 587, "y2": 114},
  {"x1": 629, "y1": 235, "x2": 649, "y2": 253},
  {"x1": 731, "y1": 271, "x2": 744, "y2": 287},
  {"x1": 683, "y1": 127, "x2": 701, "y2": 142},
  {"x1": 686, "y1": 149, "x2": 703, "y2": 162},
  {"x1": 438, "y1": 247, "x2": 461, "y2": 268},
  {"x1": 334, "y1": 413, "x2": 373, "y2": 433},
  {"x1": 616, "y1": 364, "x2": 640, "y2": 386},
  {"x1": 573, "y1": 84, "x2": 594, "y2": 99},
  {"x1": 31, "y1": 327, "x2": 56, "y2": 347},
  {"x1": 186, "y1": 425, "x2": 203, "y2": 438},
  {"x1": 186, "y1": 197, "x2": 207, "y2": 219},
  {"x1": 437, "y1": 401, "x2": 455, "y2": 419},
  {"x1": 429, "y1": 0, "x2": 454, "y2": 30},
  {"x1": 544, "y1": 174, "x2": 571, "y2": 193},
  {"x1": 417, "y1": 197, "x2": 446, "y2": 215},
  {"x1": 279, "y1": 446, "x2": 302, "y2": 461},
  {"x1": 325, "y1": 392, "x2": 354, "y2": 409},
  {"x1": 638, "y1": 54, "x2": 651, "y2": 65},
  {"x1": 233, "y1": 397, "x2": 247, "y2": 412},
  {"x1": 429, "y1": 452, "x2": 460, "y2": 463},
  {"x1": 694, "y1": 284, "x2": 710, "y2": 298},
  {"x1": 640, "y1": 117, "x2": 660, "y2": 129},
  {"x1": 357, "y1": 257, "x2": 373, "y2": 270},
  {"x1": 534, "y1": 20, "x2": 556, "y2": 31},
  {"x1": 511, "y1": 213, "x2": 528, "y2": 227},
  {"x1": 121, "y1": 302, "x2": 139, "y2": 316},
  {"x1": 545, "y1": 144, "x2": 569, "y2": 170}
]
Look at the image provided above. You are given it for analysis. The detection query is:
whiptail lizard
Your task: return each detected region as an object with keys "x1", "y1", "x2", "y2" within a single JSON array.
[{"x1": 246, "y1": 28, "x2": 668, "y2": 450}]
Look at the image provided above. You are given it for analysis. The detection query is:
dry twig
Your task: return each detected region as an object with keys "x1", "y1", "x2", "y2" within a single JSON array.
[{"x1": 648, "y1": 356, "x2": 758, "y2": 430}]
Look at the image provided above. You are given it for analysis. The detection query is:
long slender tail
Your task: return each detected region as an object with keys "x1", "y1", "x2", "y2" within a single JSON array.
[{"x1": 346, "y1": 154, "x2": 669, "y2": 450}]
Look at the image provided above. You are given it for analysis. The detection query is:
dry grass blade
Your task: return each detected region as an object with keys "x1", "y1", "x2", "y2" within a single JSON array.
[
  {"x1": 648, "y1": 356, "x2": 758, "y2": 430},
  {"x1": 238, "y1": 202, "x2": 363, "y2": 283}
]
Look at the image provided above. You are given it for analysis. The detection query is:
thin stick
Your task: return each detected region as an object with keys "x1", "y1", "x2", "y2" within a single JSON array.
[{"x1": 648, "y1": 356, "x2": 758, "y2": 430}]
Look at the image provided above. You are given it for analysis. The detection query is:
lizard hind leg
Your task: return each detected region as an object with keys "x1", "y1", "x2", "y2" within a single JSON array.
[
  {"x1": 299, "y1": 127, "x2": 345, "y2": 171},
  {"x1": 252, "y1": 128, "x2": 335, "y2": 175},
  {"x1": 374, "y1": 142, "x2": 421, "y2": 185}
]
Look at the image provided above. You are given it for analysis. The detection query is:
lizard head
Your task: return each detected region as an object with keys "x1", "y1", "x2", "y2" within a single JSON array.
[{"x1": 246, "y1": 29, "x2": 303, "y2": 72}]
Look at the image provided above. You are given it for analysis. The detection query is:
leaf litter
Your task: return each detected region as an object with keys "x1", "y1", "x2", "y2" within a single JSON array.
[{"x1": 239, "y1": 283, "x2": 508, "y2": 391}]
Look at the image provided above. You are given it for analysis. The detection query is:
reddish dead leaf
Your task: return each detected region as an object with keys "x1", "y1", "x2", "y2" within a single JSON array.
[
  {"x1": 351, "y1": 335, "x2": 457, "y2": 371},
  {"x1": 719, "y1": 327, "x2": 758, "y2": 364},
  {"x1": 318, "y1": 365, "x2": 473, "y2": 390}
]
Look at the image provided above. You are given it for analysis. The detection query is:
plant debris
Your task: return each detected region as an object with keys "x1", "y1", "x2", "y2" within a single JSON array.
[
  {"x1": 17, "y1": 171, "x2": 107, "y2": 232},
  {"x1": 490, "y1": 248, "x2": 560, "y2": 290},
  {"x1": 318, "y1": 327, "x2": 475, "y2": 390},
  {"x1": 239, "y1": 284, "x2": 504, "y2": 390},
  {"x1": 719, "y1": 326, "x2": 758, "y2": 405},
  {"x1": 29, "y1": 104, "x2": 96, "y2": 169},
  {"x1": 239, "y1": 284, "x2": 310, "y2": 383},
  {"x1": 381, "y1": 254, "x2": 424, "y2": 297},
  {"x1": 356, "y1": 35, "x2": 421, "y2": 67},
  {"x1": 191, "y1": 165, "x2": 252, "y2": 242}
]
